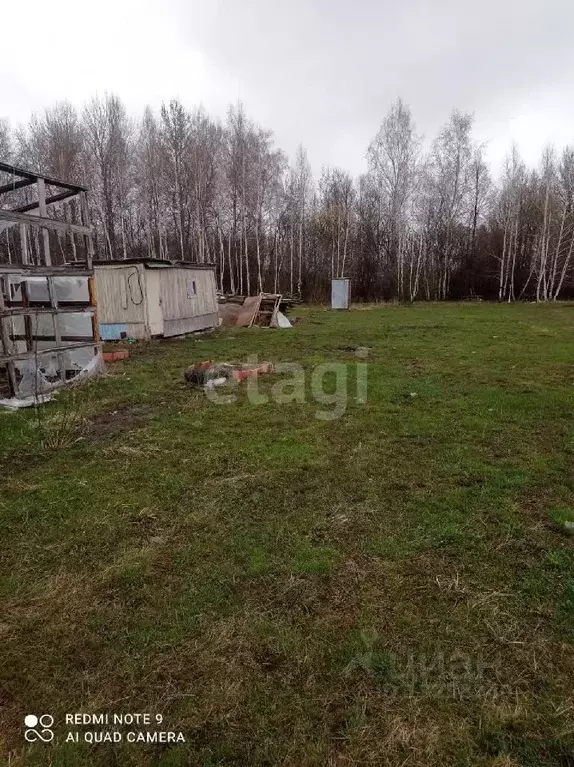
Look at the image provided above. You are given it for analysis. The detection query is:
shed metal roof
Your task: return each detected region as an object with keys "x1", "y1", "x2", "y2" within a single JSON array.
[{"x1": 93, "y1": 258, "x2": 216, "y2": 270}]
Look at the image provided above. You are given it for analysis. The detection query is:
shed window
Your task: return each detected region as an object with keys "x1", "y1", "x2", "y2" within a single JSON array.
[{"x1": 187, "y1": 279, "x2": 197, "y2": 298}]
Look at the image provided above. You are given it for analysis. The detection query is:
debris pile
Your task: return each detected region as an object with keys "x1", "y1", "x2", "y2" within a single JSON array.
[
  {"x1": 218, "y1": 293, "x2": 297, "y2": 328},
  {"x1": 184, "y1": 361, "x2": 274, "y2": 389},
  {"x1": 184, "y1": 361, "x2": 233, "y2": 389}
]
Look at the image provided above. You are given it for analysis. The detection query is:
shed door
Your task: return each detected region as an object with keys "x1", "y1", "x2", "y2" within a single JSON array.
[
  {"x1": 159, "y1": 268, "x2": 194, "y2": 321},
  {"x1": 145, "y1": 270, "x2": 163, "y2": 336}
]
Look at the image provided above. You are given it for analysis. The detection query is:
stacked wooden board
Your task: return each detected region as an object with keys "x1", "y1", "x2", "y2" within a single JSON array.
[{"x1": 219, "y1": 293, "x2": 284, "y2": 328}]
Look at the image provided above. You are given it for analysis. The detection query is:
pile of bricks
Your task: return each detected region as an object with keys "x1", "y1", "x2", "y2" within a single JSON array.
[{"x1": 184, "y1": 361, "x2": 274, "y2": 388}]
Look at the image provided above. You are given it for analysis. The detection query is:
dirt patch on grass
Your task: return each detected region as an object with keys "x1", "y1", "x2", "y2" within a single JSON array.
[{"x1": 85, "y1": 404, "x2": 153, "y2": 443}]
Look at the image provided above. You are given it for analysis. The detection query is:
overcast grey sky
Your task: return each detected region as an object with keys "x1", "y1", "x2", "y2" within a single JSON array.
[{"x1": 2, "y1": 0, "x2": 574, "y2": 176}]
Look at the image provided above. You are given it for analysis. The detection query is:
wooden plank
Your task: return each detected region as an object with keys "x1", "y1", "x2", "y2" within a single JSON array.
[
  {"x1": 0, "y1": 208, "x2": 92, "y2": 237},
  {"x1": 65, "y1": 204, "x2": 78, "y2": 262},
  {"x1": 0, "y1": 264, "x2": 92, "y2": 277},
  {"x1": 15, "y1": 190, "x2": 79, "y2": 214},
  {"x1": 0, "y1": 177, "x2": 35, "y2": 195},
  {"x1": 80, "y1": 193, "x2": 95, "y2": 268},
  {"x1": 19, "y1": 223, "x2": 29, "y2": 265},
  {"x1": 9, "y1": 334, "x2": 95, "y2": 343},
  {"x1": 37, "y1": 178, "x2": 51, "y2": 266},
  {"x1": 88, "y1": 276, "x2": 100, "y2": 342},
  {"x1": 0, "y1": 161, "x2": 87, "y2": 192},
  {"x1": 0, "y1": 278, "x2": 18, "y2": 396},
  {"x1": 20, "y1": 281, "x2": 34, "y2": 352},
  {"x1": 0, "y1": 306, "x2": 95, "y2": 317},
  {"x1": 46, "y1": 276, "x2": 66, "y2": 381},
  {"x1": 270, "y1": 294, "x2": 282, "y2": 327},
  {"x1": 235, "y1": 295, "x2": 261, "y2": 327},
  {"x1": 253, "y1": 293, "x2": 281, "y2": 327},
  {"x1": 0, "y1": 340, "x2": 98, "y2": 364}
]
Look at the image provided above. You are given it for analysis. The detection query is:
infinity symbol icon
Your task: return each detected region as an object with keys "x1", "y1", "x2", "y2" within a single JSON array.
[{"x1": 24, "y1": 714, "x2": 54, "y2": 743}]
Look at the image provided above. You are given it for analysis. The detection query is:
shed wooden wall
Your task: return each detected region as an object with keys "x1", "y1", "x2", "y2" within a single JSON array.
[
  {"x1": 159, "y1": 268, "x2": 217, "y2": 319},
  {"x1": 159, "y1": 268, "x2": 218, "y2": 336},
  {"x1": 94, "y1": 264, "x2": 149, "y2": 339}
]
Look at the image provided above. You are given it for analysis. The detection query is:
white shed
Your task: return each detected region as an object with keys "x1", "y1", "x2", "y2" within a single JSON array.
[{"x1": 94, "y1": 259, "x2": 218, "y2": 340}]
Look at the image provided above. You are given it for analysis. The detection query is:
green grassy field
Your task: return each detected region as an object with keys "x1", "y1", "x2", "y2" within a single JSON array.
[{"x1": 1, "y1": 303, "x2": 573, "y2": 766}]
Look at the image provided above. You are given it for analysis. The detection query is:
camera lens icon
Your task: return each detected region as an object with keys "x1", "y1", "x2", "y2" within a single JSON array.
[{"x1": 24, "y1": 714, "x2": 54, "y2": 742}]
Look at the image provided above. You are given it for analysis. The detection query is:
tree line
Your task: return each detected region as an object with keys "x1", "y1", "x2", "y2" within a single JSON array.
[{"x1": 0, "y1": 94, "x2": 573, "y2": 301}]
